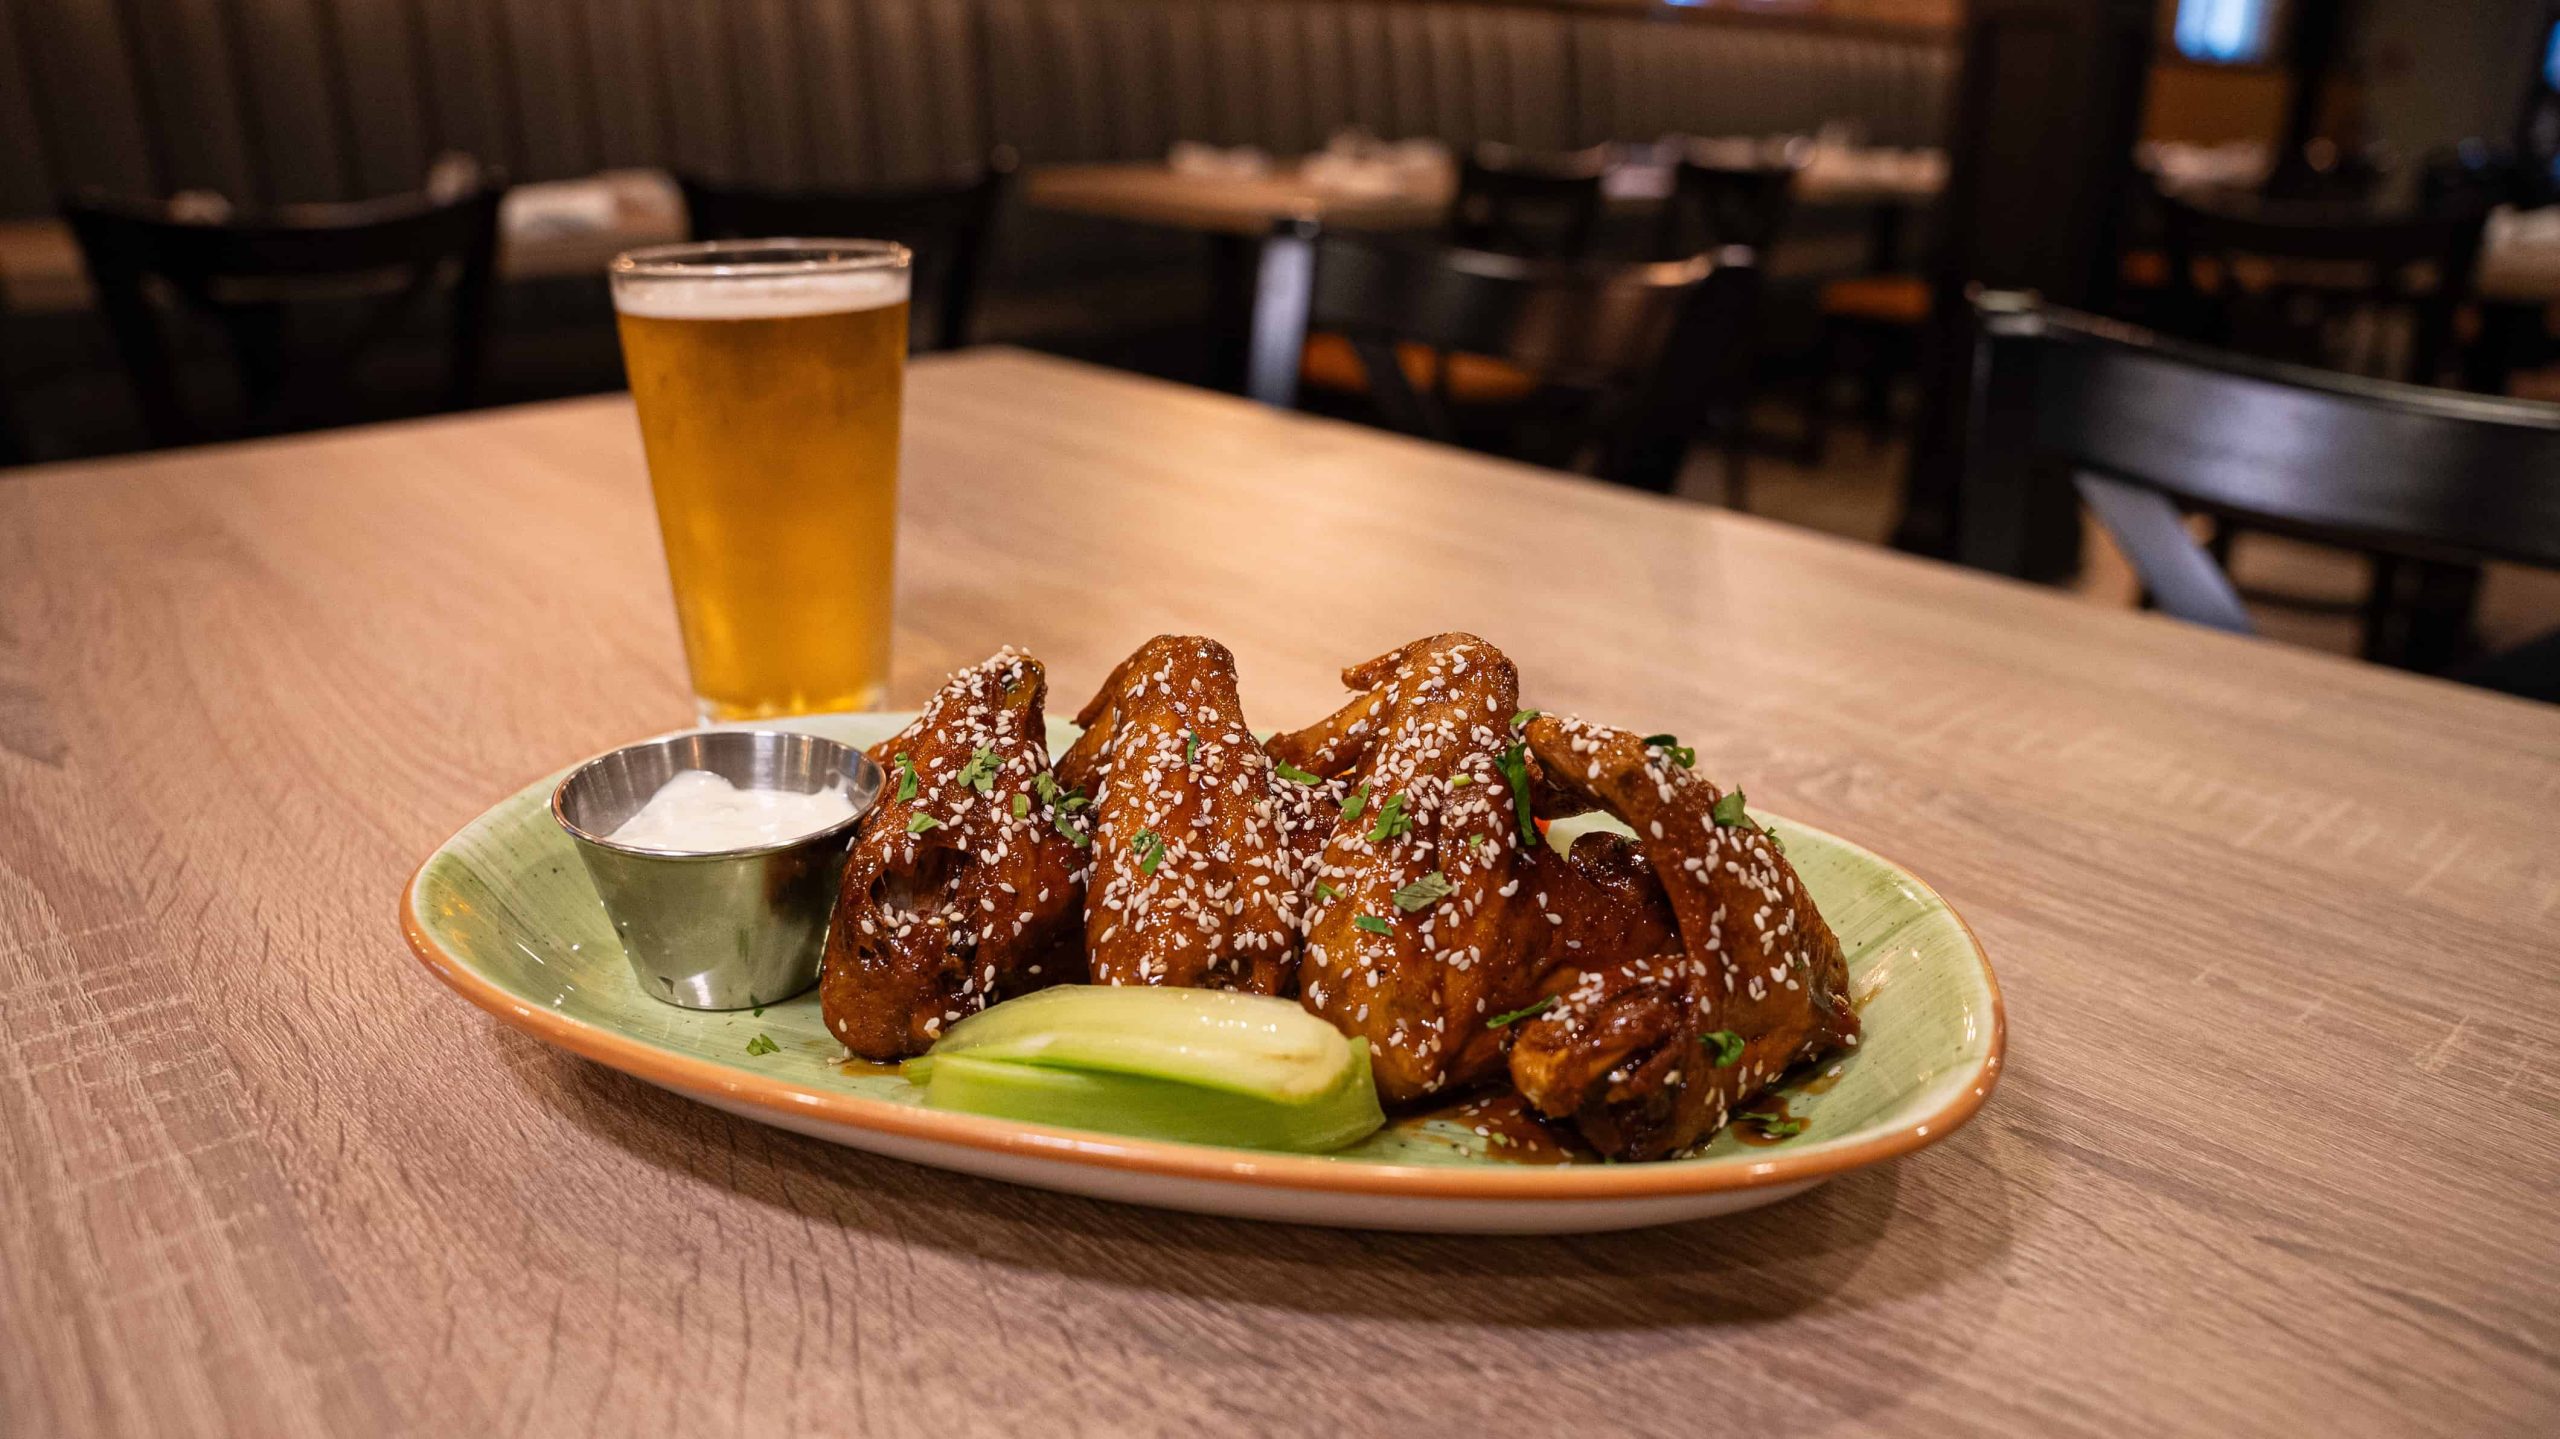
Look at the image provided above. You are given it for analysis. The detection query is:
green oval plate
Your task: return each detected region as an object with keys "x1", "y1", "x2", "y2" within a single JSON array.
[{"x1": 404, "y1": 713, "x2": 2003, "y2": 1233}]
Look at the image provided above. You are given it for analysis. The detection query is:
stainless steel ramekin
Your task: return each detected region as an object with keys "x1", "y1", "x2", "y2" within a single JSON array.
[{"x1": 551, "y1": 729, "x2": 882, "y2": 1010}]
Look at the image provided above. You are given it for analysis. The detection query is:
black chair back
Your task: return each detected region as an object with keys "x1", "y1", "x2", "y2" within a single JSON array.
[
  {"x1": 679, "y1": 150, "x2": 1015, "y2": 352},
  {"x1": 1961, "y1": 294, "x2": 2560, "y2": 644},
  {"x1": 1653, "y1": 150, "x2": 1800, "y2": 258},
  {"x1": 63, "y1": 182, "x2": 506, "y2": 447},
  {"x1": 1247, "y1": 220, "x2": 1742, "y2": 488},
  {"x1": 2154, "y1": 188, "x2": 2488, "y2": 386},
  {"x1": 1448, "y1": 143, "x2": 1611, "y2": 260}
]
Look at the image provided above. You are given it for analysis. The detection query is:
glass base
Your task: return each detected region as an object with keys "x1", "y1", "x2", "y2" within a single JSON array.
[{"x1": 692, "y1": 681, "x2": 886, "y2": 728}]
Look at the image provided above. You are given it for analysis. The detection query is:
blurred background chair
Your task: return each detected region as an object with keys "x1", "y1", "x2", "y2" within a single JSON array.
[
  {"x1": 2152, "y1": 189, "x2": 2489, "y2": 386},
  {"x1": 63, "y1": 180, "x2": 506, "y2": 447},
  {"x1": 1804, "y1": 271, "x2": 1930, "y2": 467},
  {"x1": 1962, "y1": 295, "x2": 2560, "y2": 690},
  {"x1": 1448, "y1": 143, "x2": 1613, "y2": 260},
  {"x1": 1652, "y1": 146, "x2": 1801, "y2": 258},
  {"x1": 678, "y1": 149, "x2": 1017, "y2": 354},
  {"x1": 1248, "y1": 222, "x2": 1735, "y2": 492},
  {"x1": 1299, "y1": 143, "x2": 1613, "y2": 415},
  {"x1": 2144, "y1": 188, "x2": 2494, "y2": 647}
]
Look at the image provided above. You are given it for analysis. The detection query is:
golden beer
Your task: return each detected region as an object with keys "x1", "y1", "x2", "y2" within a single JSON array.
[{"x1": 611, "y1": 241, "x2": 911, "y2": 721}]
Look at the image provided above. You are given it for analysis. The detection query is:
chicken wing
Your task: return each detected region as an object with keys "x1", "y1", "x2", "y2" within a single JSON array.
[
  {"x1": 819, "y1": 649, "x2": 1087, "y2": 1060},
  {"x1": 1056, "y1": 635, "x2": 1325, "y2": 993},
  {"x1": 1270, "y1": 635, "x2": 1677, "y2": 1105},
  {"x1": 1507, "y1": 715, "x2": 1857, "y2": 1160}
]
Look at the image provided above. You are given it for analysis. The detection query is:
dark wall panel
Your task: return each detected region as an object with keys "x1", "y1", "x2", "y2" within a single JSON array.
[
  {"x1": 7, "y1": 0, "x2": 156, "y2": 199},
  {"x1": 0, "y1": 0, "x2": 52, "y2": 214},
  {"x1": 0, "y1": 0, "x2": 1952, "y2": 219},
  {"x1": 329, "y1": 0, "x2": 435, "y2": 194},
  {"x1": 233, "y1": 0, "x2": 355, "y2": 201},
  {"x1": 119, "y1": 0, "x2": 257, "y2": 199}
]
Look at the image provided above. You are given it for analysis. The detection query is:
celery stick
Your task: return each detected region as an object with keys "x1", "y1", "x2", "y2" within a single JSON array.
[
  {"x1": 907, "y1": 1047, "x2": 1383, "y2": 1153},
  {"x1": 930, "y1": 985, "x2": 1360, "y2": 1103}
]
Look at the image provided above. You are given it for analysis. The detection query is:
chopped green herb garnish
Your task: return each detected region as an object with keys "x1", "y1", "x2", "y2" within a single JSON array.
[
  {"x1": 1133, "y1": 828, "x2": 1166, "y2": 875},
  {"x1": 1641, "y1": 733, "x2": 1697, "y2": 769},
  {"x1": 1711, "y1": 788, "x2": 1758, "y2": 831},
  {"x1": 1274, "y1": 760, "x2": 1323, "y2": 785},
  {"x1": 1486, "y1": 996, "x2": 1557, "y2": 1028},
  {"x1": 752, "y1": 1005, "x2": 765, "y2": 1017},
  {"x1": 1493, "y1": 741, "x2": 1540, "y2": 848},
  {"x1": 1366, "y1": 793, "x2": 1411, "y2": 843},
  {"x1": 1511, "y1": 708, "x2": 1540, "y2": 729},
  {"x1": 1449, "y1": 774, "x2": 1472, "y2": 787},
  {"x1": 1467, "y1": 833, "x2": 1487, "y2": 849},
  {"x1": 744, "y1": 1033, "x2": 780, "y2": 1057},
  {"x1": 1033, "y1": 772, "x2": 1060, "y2": 804},
  {"x1": 1011, "y1": 792, "x2": 1031, "y2": 818},
  {"x1": 1740, "y1": 1110, "x2": 1805, "y2": 1139},
  {"x1": 1764, "y1": 825, "x2": 1786, "y2": 856},
  {"x1": 1391, "y1": 871, "x2": 1455, "y2": 911},
  {"x1": 1314, "y1": 880, "x2": 1339, "y2": 902},
  {"x1": 1184, "y1": 729, "x2": 1200, "y2": 765},
  {"x1": 1352, "y1": 914, "x2": 1392, "y2": 935},
  {"x1": 1342, "y1": 782, "x2": 1370, "y2": 822},
  {"x1": 1055, "y1": 814, "x2": 1091, "y2": 847},
  {"x1": 906, "y1": 812, "x2": 942, "y2": 834},
  {"x1": 956, "y1": 746, "x2": 1002, "y2": 792},
  {"x1": 894, "y1": 752, "x2": 918, "y2": 802},
  {"x1": 1062, "y1": 793, "x2": 1089, "y2": 811},
  {"x1": 1703, "y1": 1029, "x2": 1745, "y2": 1066}
]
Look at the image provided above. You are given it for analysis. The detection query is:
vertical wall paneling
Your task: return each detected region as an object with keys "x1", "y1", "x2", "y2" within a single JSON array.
[
  {"x1": 799, "y1": 0, "x2": 871, "y2": 185},
  {"x1": 0, "y1": 0, "x2": 1957, "y2": 220},
  {"x1": 8, "y1": 0, "x2": 156, "y2": 198},
  {"x1": 412, "y1": 0, "x2": 519, "y2": 178},
  {"x1": 650, "y1": 0, "x2": 738, "y2": 179},
  {"x1": 494, "y1": 0, "x2": 599, "y2": 183},
  {"x1": 329, "y1": 0, "x2": 434, "y2": 194},
  {"x1": 115, "y1": 0, "x2": 256, "y2": 199},
  {"x1": 0, "y1": 0, "x2": 56, "y2": 212},
  {"x1": 1339, "y1": 3, "x2": 1396, "y2": 140},
  {"x1": 225, "y1": 0, "x2": 354, "y2": 200},
  {"x1": 1297, "y1": 4, "x2": 1350, "y2": 144},
  {"x1": 727, "y1": 0, "x2": 806, "y2": 186},
  {"x1": 583, "y1": 0, "x2": 663, "y2": 170}
]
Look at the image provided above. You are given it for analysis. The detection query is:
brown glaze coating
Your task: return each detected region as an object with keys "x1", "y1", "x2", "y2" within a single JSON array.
[
  {"x1": 1266, "y1": 635, "x2": 1678, "y2": 1106},
  {"x1": 1057, "y1": 635, "x2": 1325, "y2": 994},
  {"x1": 818, "y1": 649, "x2": 1087, "y2": 1060},
  {"x1": 1507, "y1": 715, "x2": 1857, "y2": 1161}
]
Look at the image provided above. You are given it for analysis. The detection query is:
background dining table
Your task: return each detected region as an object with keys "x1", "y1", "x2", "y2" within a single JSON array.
[{"x1": 1, "y1": 348, "x2": 2555, "y2": 1436}]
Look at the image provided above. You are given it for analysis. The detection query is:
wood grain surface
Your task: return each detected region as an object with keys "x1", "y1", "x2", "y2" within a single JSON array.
[{"x1": 2, "y1": 350, "x2": 2556, "y2": 1437}]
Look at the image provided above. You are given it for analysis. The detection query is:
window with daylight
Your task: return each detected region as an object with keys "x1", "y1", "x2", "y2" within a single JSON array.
[{"x1": 2174, "y1": 0, "x2": 2278, "y2": 65}]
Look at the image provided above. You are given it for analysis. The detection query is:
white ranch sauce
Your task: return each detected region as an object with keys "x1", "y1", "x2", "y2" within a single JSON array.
[{"x1": 608, "y1": 769, "x2": 856, "y2": 853}]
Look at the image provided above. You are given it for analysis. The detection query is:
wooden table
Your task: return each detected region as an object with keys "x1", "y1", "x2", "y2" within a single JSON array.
[
  {"x1": 1026, "y1": 155, "x2": 1945, "y2": 239},
  {"x1": 1027, "y1": 162, "x2": 1452, "y2": 238},
  {"x1": 3, "y1": 350, "x2": 2555, "y2": 1435}
]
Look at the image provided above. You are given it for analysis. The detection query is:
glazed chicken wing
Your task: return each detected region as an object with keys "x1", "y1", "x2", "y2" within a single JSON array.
[
  {"x1": 1506, "y1": 715, "x2": 1857, "y2": 1160},
  {"x1": 819, "y1": 649, "x2": 1087, "y2": 1060},
  {"x1": 1056, "y1": 636, "x2": 1326, "y2": 993},
  {"x1": 1270, "y1": 635, "x2": 1677, "y2": 1105}
]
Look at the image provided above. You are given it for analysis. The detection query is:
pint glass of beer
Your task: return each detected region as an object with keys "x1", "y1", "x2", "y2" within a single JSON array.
[{"x1": 610, "y1": 240, "x2": 911, "y2": 722}]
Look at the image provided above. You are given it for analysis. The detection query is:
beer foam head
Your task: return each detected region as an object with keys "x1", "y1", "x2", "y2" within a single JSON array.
[{"x1": 612, "y1": 266, "x2": 909, "y2": 321}]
